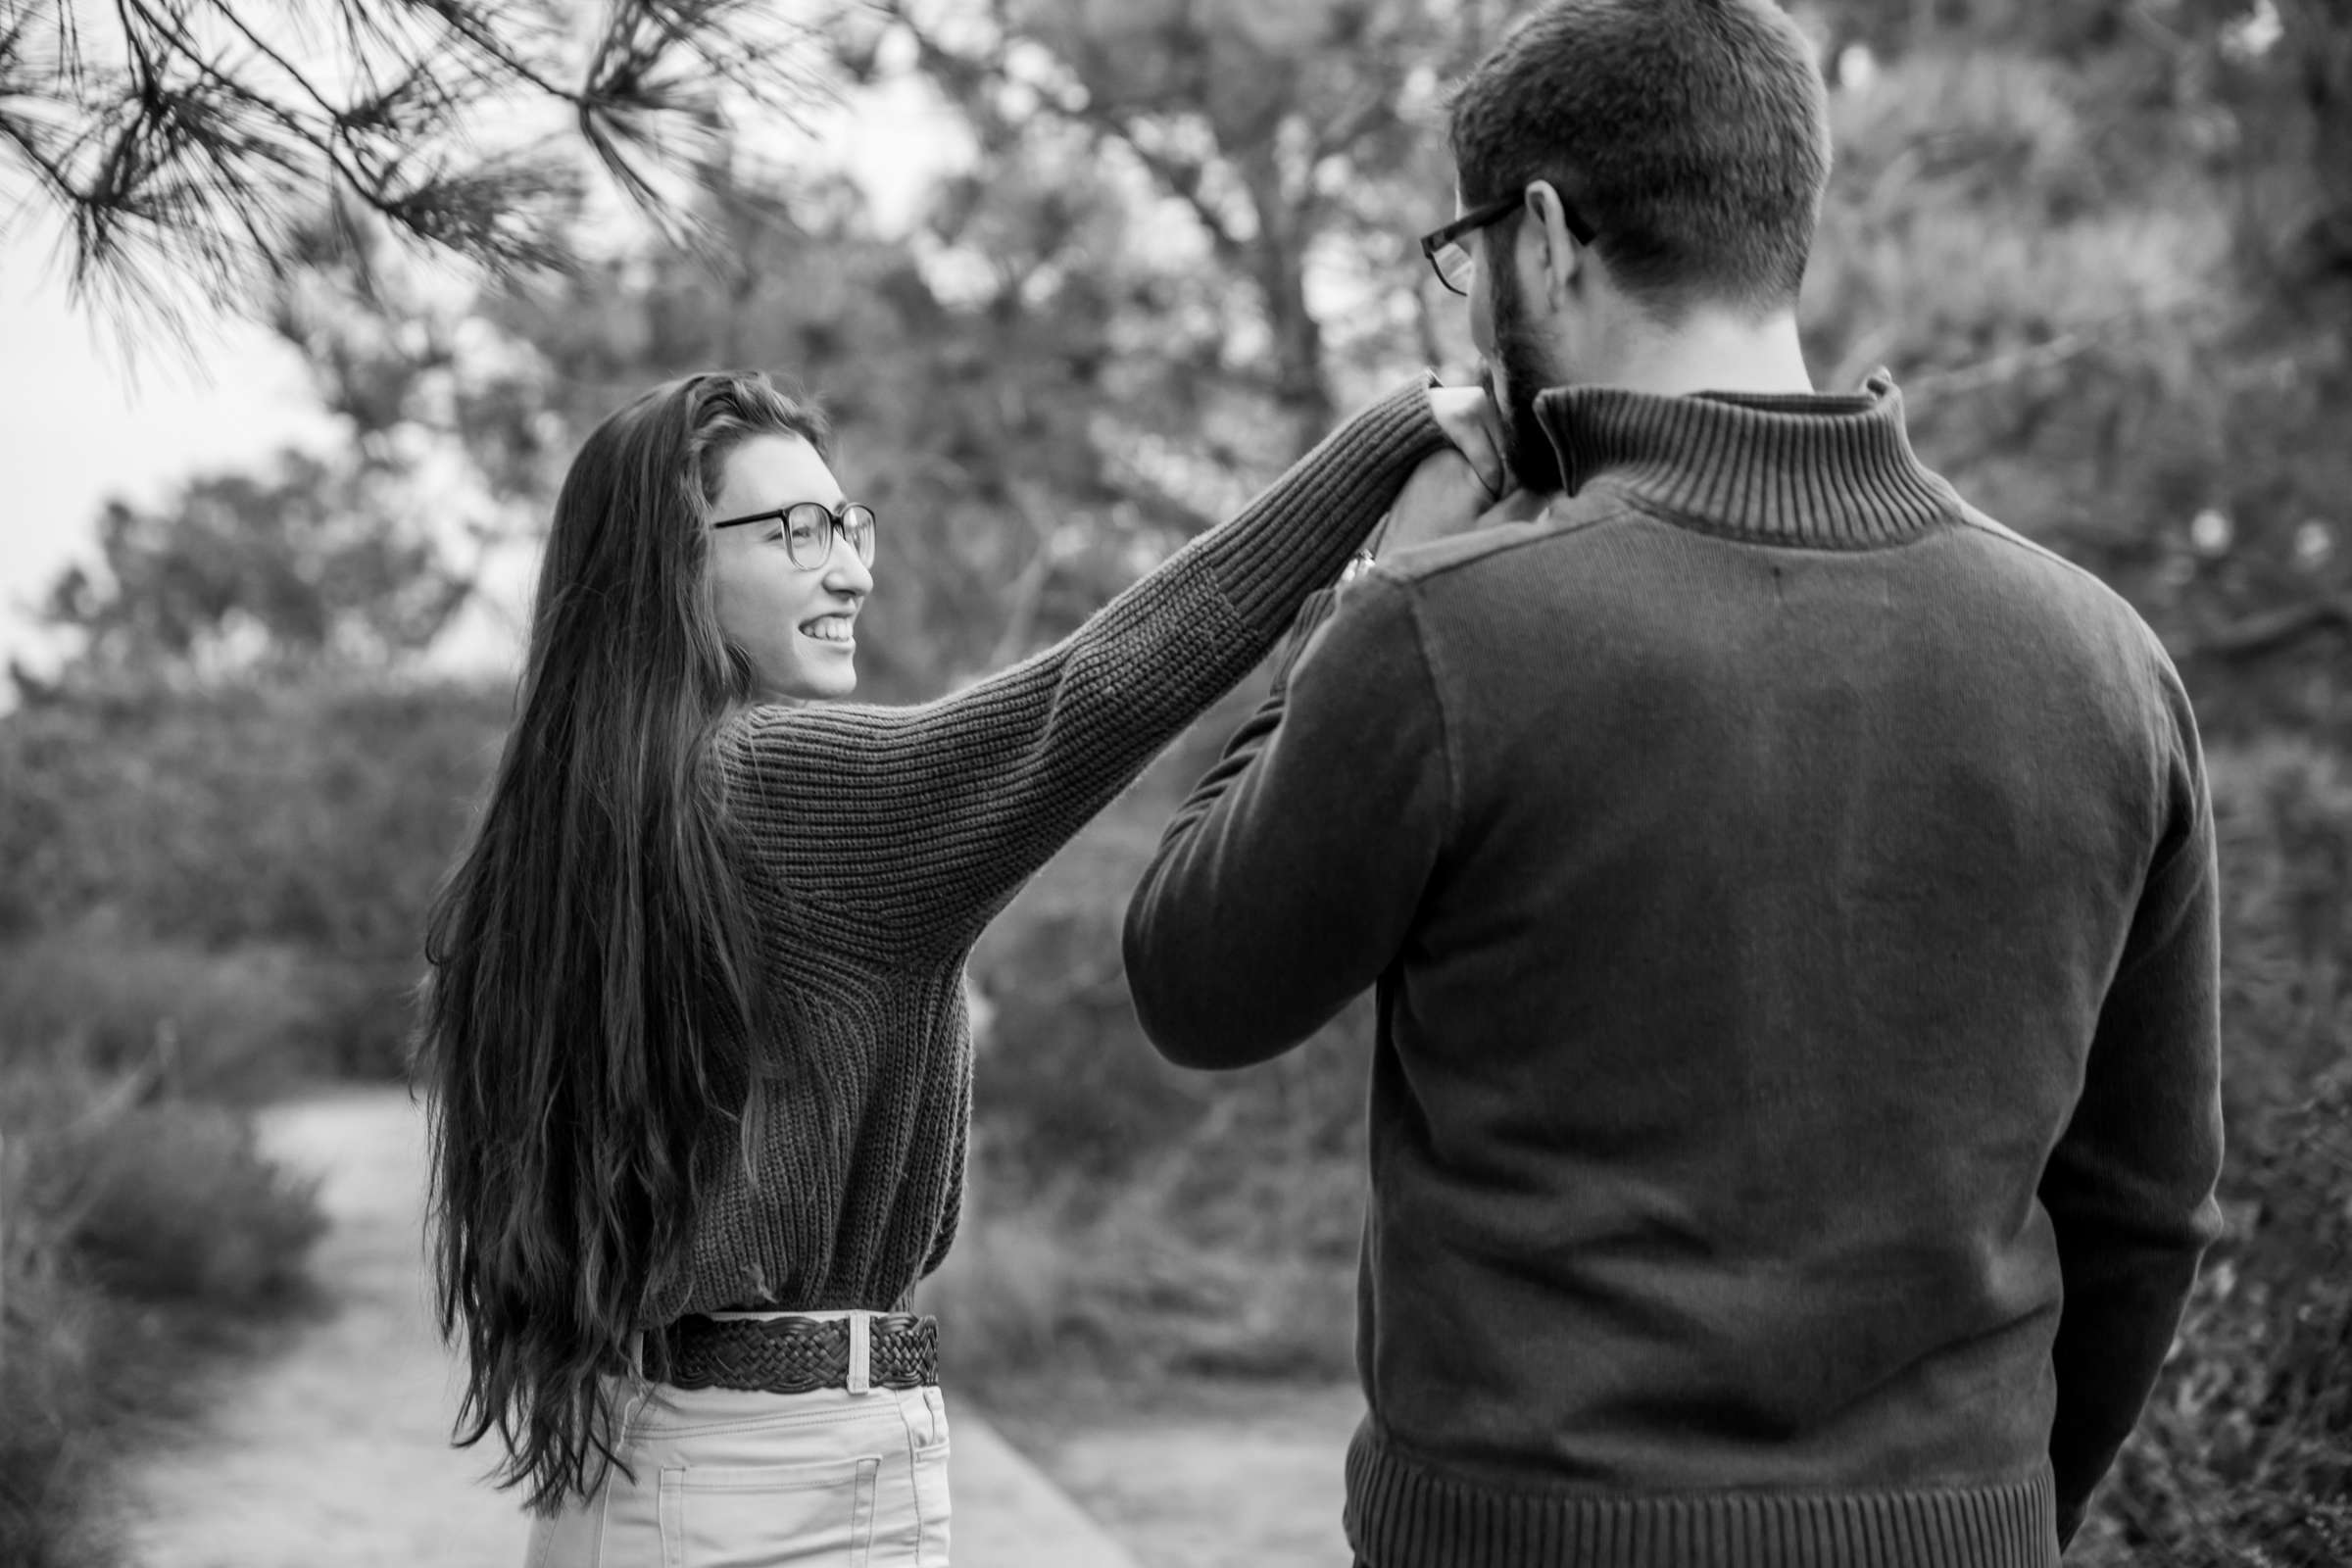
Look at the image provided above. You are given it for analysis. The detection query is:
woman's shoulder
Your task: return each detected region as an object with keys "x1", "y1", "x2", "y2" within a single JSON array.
[{"x1": 709, "y1": 696, "x2": 926, "y2": 791}]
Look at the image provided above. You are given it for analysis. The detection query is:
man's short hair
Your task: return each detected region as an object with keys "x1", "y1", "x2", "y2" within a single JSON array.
[{"x1": 1447, "y1": 0, "x2": 1831, "y2": 317}]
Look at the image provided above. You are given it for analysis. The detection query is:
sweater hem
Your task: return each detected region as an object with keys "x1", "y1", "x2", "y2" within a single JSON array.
[{"x1": 1345, "y1": 1425, "x2": 2059, "y2": 1568}]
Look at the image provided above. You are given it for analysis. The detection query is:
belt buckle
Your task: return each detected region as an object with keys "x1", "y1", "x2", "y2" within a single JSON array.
[{"x1": 847, "y1": 1312, "x2": 872, "y2": 1396}]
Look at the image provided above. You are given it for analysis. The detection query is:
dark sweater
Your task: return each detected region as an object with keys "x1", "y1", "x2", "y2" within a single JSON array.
[
  {"x1": 671, "y1": 381, "x2": 1447, "y2": 1323},
  {"x1": 1122, "y1": 375, "x2": 2225, "y2": 1568}
]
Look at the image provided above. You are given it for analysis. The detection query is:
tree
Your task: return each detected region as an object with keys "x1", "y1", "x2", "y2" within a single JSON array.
[
  {"x1": 29, "y1": 455, "x2": 469, "y2": 686},
  {"x1": 1793, "y1": 0, "x2": 2352, "y2": 741},
  {"x1": 0, "y1": 0, "x2": 831, "y2": 331},
  {"x1": 861, "y1": 0, "x2": 1514, "y2": 462}
]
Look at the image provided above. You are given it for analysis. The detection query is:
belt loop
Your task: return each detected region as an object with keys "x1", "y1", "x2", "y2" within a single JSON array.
[{"x1": 848, "y1": 1311, "x2": 872, "y2": 1396}]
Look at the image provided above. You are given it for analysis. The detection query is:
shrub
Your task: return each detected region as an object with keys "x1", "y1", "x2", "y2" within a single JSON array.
[
  {"x1": 0, "y1": 933, "x2": 314, "y2": 1102},
  {"x1": 0, "y1": 1135, "x2": 121, "y2": 1568},
  {"x1": 2077, "y1": 738, "x2": 2352, "y2": 1566},
  {"x1": 968, "y1": 697, "x2": 1372, "y2": 1210},
  {"x1": 0, "y1": 1066, "x2": 325, "y2": 1567},
  {"x1": 2208, "y1": 740, "x2": 2352, "y2": 1139},
  {"x1": 0, "y1": 674, "x2": 506, "y2": 959},
  {"x1": 0, "y1": 931, "x2": 424, "y2": 1098},
  {"x1": 953, "y1": 735, "x2": 1381, "y2": 1388},
  {"x1": 916, "y1": 1163, "x2": 1362, "y2": 1395},
  {"x1": 0, "y1": 673, "x2": 504, "y2": 1089},
  {"x1": 60, "y1": 1102, "x2": 324, "y2": 1306},
  {"x1": 2085, "y1": 1070, "x2": 2352, "y2": 1565},
  {"x1": 969, "y1": 809, "x2": 1220, "y2": 1192}
]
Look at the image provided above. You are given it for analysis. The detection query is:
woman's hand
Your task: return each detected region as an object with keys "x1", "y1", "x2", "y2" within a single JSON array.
[
  {"x1": 1427, "y1": 383, "x2": 1507, "y2": 499},
  {"x1": 1373, "y1": 381, "x2": 1513, "y2": 558}
]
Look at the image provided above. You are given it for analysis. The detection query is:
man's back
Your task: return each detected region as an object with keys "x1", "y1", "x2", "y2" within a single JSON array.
[{"x1": 1125, "y1": 380, "x2": 2224, "y2": 1567}]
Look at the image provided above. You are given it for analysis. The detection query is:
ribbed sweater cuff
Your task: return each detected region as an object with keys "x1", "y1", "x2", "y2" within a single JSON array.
[
  {"x1": 1346, "y1": 1427, "x2": 2059, "y2": 1568},
  {"x1": 1204, "y1": 379, "x2": 1448, "y2": 632}
]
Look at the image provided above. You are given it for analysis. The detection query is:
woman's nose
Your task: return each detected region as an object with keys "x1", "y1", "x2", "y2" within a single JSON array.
[{"x1": 827, "y1": 540, "x2": 874, "y2": 595}]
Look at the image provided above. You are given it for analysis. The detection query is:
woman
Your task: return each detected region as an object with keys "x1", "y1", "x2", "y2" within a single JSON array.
[{"x1": 414, "y1": 366, "x2": 1494, "y2": 1566}]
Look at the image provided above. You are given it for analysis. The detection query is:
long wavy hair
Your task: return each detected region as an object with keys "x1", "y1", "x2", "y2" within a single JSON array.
[{"x1": 415, "y1": 370, "x2": 829, "y2": 1512}]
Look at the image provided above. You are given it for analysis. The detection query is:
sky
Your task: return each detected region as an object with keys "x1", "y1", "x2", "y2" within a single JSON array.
[
  {"x1": 0, "y1": 245, "x2": 344, "y2": 671},
  {"x1": 0, "y1": 43, "x2": 968, "y2": 680}
]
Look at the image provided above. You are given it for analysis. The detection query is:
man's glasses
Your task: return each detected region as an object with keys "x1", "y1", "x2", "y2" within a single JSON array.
[
  {"x1": 1418, "y1": 190, "x2": 1596, "y2": 296},
  {"x1": 712, "y1": 500, "x2": 877, "y2": 570}
]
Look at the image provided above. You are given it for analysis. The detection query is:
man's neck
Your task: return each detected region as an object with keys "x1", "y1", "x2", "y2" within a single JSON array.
[{"x1": 1579, "y1": 308, "x2": 1814, "y2": 400}]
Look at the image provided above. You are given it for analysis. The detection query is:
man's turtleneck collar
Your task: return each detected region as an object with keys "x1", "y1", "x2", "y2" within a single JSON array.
[{"x1": 1530, "y1": 371, "x2": 1954, "y2": 548}]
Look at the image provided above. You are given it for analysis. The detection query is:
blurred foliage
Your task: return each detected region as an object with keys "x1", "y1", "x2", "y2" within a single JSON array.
[
  {"x1": 5, "y1": 0, "x2": 2352, "y2": 1560},
  {"x1": 0, "y1": 1061, "x2": 324, "y2": 1567},
  {"x1": 0, "y1": 934, "x2": 319, "y2": 1102},
  {"x1": 30, "y1": 459, "x2": 468, "y2": 685},
  {"x1": 2073, "y1": 739, "x2": 2352, "y2": 1565},
  {"x1": 60, "y1": 1100, "x2": 323, "y2": 1304},
  {"x1": 0, "y1": 680, "x2": 510, "y2": 1080},
  {"x1": 0, "y1": 680, "x2": 503, "y2": 956}
]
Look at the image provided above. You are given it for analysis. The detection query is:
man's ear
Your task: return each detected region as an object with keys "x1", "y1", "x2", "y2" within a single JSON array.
[{"x1": 1522, "y1": 180, "x2": 1586, "y2": 309}]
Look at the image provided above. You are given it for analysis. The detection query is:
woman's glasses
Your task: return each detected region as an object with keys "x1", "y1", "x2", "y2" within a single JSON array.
[{"x1": 712, "y1": 500, "x2": 877, "y2": 570}]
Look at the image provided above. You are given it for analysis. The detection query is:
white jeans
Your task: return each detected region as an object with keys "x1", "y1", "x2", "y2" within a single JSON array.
[{"x1": 523, "y1": 1336, "x2": 952, "y2": 1567}]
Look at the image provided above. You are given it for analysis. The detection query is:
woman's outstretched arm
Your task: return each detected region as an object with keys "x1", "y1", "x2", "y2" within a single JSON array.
[{"x1": 714, "y1": 379, "x2": 1452, "y2": 961}]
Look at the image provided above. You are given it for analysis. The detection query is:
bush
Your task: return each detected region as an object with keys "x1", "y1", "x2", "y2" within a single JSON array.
[
  {"x1": 2077, "y1": 738, "x2": 2352, "y2": 1566},
  {"x1": 0, "y1": 933, "x2": 314, "y2": 1101},
  {"x1": 2209, "y1": 740, "x2": 2352, "y2": 1139},
  {"x1": 0, "y1": 671, "x2": 509, "y2": 1091},
  {"x1": 0, "y1": 1210, "x2": 119, "y2": 1568},
  {"x1": 0, "y1": 673, "x2": 506, "y2": 964},
  {"x1": 953, "y1": 736, "x2": 1381, "y2": 1388},
  {"x1": 62, "y1": 1103, "x2": 323, "y2": 1305},
  {"x1": 917, "y1": 1162, "x2": 1363, "y2": 1395},
  {"x1": 2084, "y1": 1072, "x2": 2352, "y2": 1565},
  {"x1": 0, "y1": 1066, "x2": 325, "y2": 1568},
  {"x1": 0, "y1": 930, "x2": 422, "y2": 1098}
]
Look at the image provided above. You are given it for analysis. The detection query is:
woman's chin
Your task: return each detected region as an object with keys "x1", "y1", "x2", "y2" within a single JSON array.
[
  {"x1": 750, "y1": 651, "x2": 858, "y2": 703},
  {"x1": 808, "y1": 662, "x2": 858, "y2": 700}
]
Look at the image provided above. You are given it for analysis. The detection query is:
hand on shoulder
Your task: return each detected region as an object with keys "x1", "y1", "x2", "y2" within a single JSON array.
[
  {"x1": 1374, "y1": 381, "x2": 1521, "y2": 558},
  {"x1": 1426, "y1": 382, "x2": 1506, "y2": 498}
]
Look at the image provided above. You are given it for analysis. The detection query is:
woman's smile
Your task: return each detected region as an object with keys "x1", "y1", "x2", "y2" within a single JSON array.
[{"x1": 800, "y1": 612, "x2": 857, "y2": 645}]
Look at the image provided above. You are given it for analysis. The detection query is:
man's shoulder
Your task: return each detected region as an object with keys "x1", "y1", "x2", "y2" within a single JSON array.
[
  {"x1": 1948, "y1": 500, "x2": 2108, "y2": 590},
  {"x1": 1943, "y1": 499, "x2": 2176, "y2": 660},
  {"x1": 1378, "y1": 489, "x2": 1642, "y2": 588}
]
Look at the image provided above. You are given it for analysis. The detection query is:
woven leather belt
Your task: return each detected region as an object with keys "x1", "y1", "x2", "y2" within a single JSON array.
[{"x1": 652, "y1": 1312, "x2": 938, "y2": 1394}]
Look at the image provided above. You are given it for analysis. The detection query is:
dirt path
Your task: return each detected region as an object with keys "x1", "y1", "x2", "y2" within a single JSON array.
[
  {"x1": 122, "y1": 1088, "x2": 529, "y2": 1567},
  {"x1": 119, "y1": 1087, "x2": 1139, "y2": 1568}
]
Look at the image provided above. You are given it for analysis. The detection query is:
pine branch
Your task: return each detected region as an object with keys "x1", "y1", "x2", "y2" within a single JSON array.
[{"x1": 0, "y1": 0, "x2": 837, "y2": 337}]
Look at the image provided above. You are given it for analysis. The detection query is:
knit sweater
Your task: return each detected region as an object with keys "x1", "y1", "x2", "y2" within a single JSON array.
[
  {"x1": 666, "y1": 379, "x2": 1447, "y2": 1323},
  {"x1": 1122, "y1": 375, "x2": 2226, "y2": 1568}
]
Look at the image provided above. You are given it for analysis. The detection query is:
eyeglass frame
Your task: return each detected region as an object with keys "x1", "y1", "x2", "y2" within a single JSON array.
[
  {"x1": 710, "y1": 499, "x2": 878, "y2": 570},
  {"x1": 1418, "y1": 187, "x2": 1597, "y2": 297}
]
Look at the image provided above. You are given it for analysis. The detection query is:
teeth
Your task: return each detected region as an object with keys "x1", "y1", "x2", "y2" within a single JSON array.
[{"x1": 800, "y1": 614, "x2": 855, "y2": 643}]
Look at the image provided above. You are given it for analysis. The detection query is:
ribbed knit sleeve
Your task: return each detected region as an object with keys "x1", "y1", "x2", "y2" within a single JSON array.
[{"x1": 713, "y1": 379, "x2": 1446, "y2": 960}]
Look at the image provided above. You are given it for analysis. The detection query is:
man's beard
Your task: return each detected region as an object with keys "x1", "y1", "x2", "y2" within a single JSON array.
[{"x1": 1489, "y1": 258, "x2": 1566, "y2": 495}]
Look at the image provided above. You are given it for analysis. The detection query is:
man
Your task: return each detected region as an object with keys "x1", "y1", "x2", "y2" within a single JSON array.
[{"x1": 1120, "y1": 2, "x2": 2225, "y2": 1565}]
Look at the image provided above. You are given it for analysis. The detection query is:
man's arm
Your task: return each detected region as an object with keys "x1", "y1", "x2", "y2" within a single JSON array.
[
  {"x1": 2039, "y1": 663, "x2": 2226, "y2": 1546},
  {"x1": 1121, "y1": 570, "x2": 1453, "y2": 1067}
]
